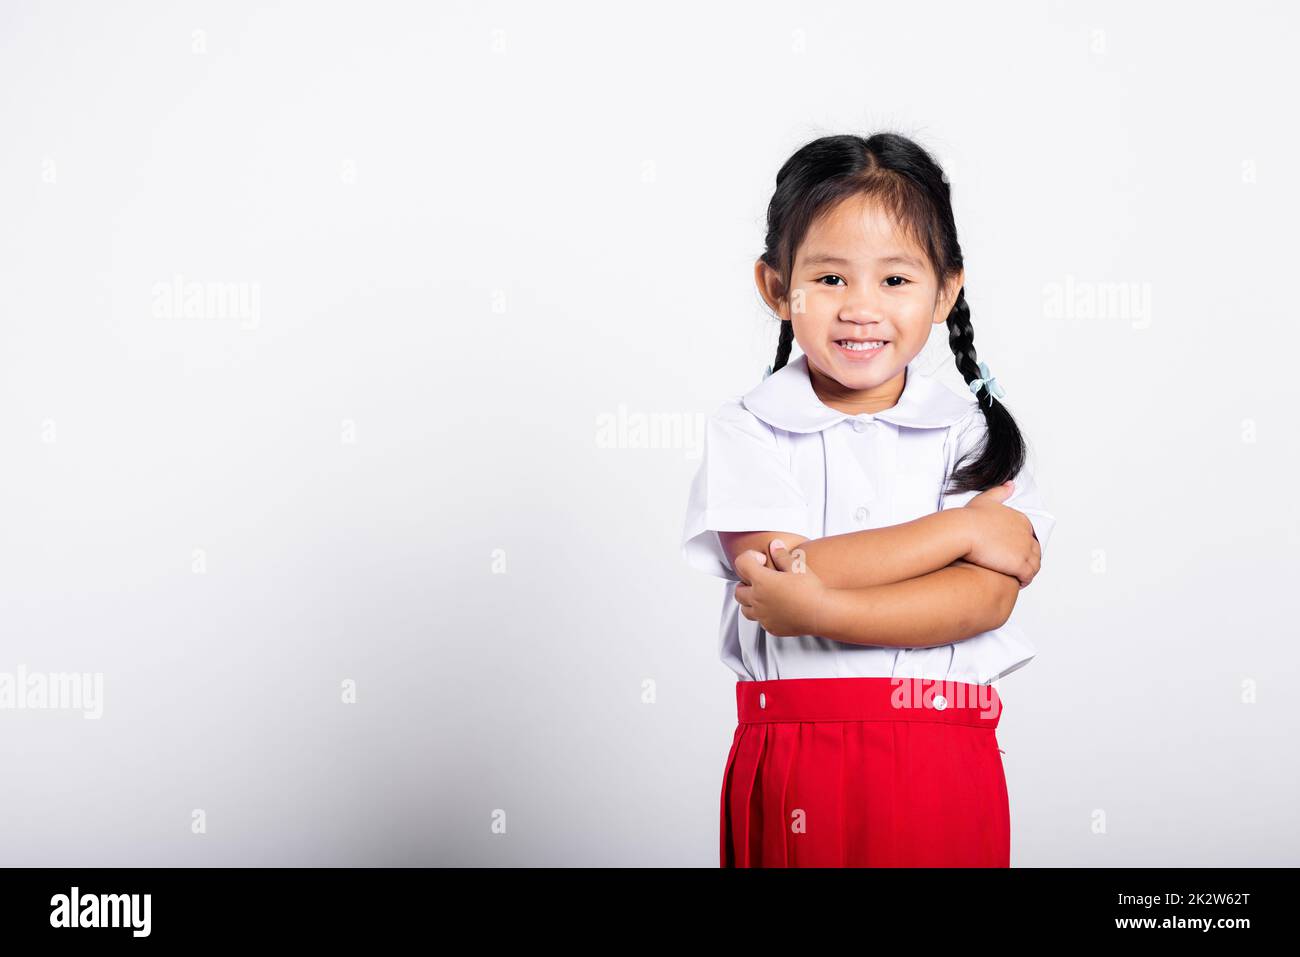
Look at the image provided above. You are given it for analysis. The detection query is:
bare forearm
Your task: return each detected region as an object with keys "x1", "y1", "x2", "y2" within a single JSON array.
[
  {"x1": 797, "y1": 510, "x2": 972, "y2": 590},
  {"x1": 814, "y1": 561, "x2": 1018, "y2": 648}
]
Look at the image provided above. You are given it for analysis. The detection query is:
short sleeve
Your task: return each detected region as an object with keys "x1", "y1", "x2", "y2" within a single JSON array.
[
  {"x1": 680, "y1": 399, "x2": 813, "y2": 580},
  {"x1": 939, "y1": 408, "x2": 1056, "y2": 554}
]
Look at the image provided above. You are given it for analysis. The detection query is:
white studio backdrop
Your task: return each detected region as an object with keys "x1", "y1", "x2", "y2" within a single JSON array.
[{"x1": 1, "y1": 0, "x2": 1296, "y2": 865}]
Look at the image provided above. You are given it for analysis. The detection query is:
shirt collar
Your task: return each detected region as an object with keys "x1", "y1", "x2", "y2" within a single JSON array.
[{"x1": 741, "y1": 352, "x2": 976, "y2": 433}]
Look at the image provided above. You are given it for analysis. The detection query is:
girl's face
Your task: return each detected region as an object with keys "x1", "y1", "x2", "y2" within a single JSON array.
[{"x1": 756, "y1": 194, "x2": 963, "y2": 414}]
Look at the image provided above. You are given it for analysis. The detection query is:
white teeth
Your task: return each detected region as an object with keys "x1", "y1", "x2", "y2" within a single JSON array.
[{"x1": 837, "y1": 340, "x2": 885, "y2": 351}]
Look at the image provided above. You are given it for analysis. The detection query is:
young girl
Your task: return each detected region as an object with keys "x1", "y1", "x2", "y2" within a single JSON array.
[{"x1": 680, "y1": 132, "x2": 1056, "y2": 868}]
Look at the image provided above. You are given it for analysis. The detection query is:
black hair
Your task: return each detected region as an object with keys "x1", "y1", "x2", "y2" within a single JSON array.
[{"x1": 758, "y1": 132, "x2": 1025, "y2": 495}]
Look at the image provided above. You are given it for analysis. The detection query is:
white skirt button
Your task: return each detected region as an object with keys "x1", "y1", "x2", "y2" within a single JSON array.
[
  {"x1": 933, "y1": 694, "x2": 948, "y2": 710},
  {"x1": 759, "y1": 692, "x2": 766, "y2": 709}
]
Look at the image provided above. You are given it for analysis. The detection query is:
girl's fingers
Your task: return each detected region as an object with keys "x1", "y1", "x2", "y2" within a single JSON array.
[
  {"x1": 733, "y1": 550, "x2": 767, "y2": 583},
  {"x1": 767, "y1": 539, "x2": 794, "y2": 572}
]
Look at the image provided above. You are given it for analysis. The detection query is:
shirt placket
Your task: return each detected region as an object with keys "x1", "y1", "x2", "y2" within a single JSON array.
[
  {"x1": 836, "y1": 416, "x2": 907, "y2": 677},
  {"x1": 843, "y1": 414, "x2": 893, "y2": 531}
]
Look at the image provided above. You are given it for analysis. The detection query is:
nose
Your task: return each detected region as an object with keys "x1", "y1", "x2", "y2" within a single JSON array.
[
  {"x1": 838, "y1": 286, "x2": 887, "y2": 324},
  {"x1": 838, "y1": 301, "x2": 886, "y2": 328}
]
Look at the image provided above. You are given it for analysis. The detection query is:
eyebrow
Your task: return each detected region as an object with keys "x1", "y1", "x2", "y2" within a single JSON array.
[{"x1": 801, "y1": 252, "x2": 924, "y2": 269}]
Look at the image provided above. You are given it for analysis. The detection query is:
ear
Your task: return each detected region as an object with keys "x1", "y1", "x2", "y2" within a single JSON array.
[
  {"x1": 754, "y1": 258, "x2": 788, "y2": 318},
  {"x1": 933, "y1": 268, "x2": 965, "y2": 324}
]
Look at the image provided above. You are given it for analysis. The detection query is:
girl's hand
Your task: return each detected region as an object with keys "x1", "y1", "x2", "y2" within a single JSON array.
[
  {"x1": 961, "y1": 481, "x2": 1041, "y2": 588},
  {"x1": 733, "y1": 541, "x2": 830, "y2": 637}
]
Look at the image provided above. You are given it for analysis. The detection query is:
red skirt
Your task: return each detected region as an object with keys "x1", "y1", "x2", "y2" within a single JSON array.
[{"x1": 720, "y1": 677, "x2": 1011, "y2": 867}]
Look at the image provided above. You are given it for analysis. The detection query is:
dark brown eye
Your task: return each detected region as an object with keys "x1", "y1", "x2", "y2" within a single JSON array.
[
  {"x1": 818, "y1": 275, "x2": 845, "y2": 286},
  {"x1": 884, "y1": 276, "x2": 910, "y2": 287}
]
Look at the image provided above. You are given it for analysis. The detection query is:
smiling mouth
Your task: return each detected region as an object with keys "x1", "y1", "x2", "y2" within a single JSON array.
[{"x1": 834, "y1": 339, "x2": 887, "y2": 352}]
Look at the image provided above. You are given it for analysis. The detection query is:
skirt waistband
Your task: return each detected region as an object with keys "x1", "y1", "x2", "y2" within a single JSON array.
[{"x1": 736, "y1": 677, "x2": 1001, "y2": 728}]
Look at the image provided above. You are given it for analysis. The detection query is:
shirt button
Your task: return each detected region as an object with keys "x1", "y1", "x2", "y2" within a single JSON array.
[
  {"x1": 854, "y1": 506, "x2": 870, "y2": 523},
  {"x1": 933, "y1": 694, "x2": 948, "y2": 711},
  {"x1": 853, "y1": 419, "x2": 869, "y2": 432},
  {"x1": 759, "y1": 692, "x2": 766, "y2": 709}
]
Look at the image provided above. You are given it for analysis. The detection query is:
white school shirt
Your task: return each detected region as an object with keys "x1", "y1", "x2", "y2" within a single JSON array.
[{"x1": 680, "y1": 352, "x2": 1056, "y2": 685}]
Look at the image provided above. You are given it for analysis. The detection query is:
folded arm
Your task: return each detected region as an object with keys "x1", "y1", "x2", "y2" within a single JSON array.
[
  {"x1": 814, "y1": 560, "x2": 1020, "y2": 647},
  {"x1": 718, "y1": 509, "x2": 973, "y2": 591},
  {"x1": 725, "y1": 525, "x2": 1020, "y2": 646}
]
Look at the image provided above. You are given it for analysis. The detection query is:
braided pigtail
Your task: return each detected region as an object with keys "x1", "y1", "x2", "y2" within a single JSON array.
[
  {"x1": 772, "y1": 318, "x2": 795, "y2": 374},
  {"x1": 943, "y1": 287, "x2": 1025, "y2": 495}
]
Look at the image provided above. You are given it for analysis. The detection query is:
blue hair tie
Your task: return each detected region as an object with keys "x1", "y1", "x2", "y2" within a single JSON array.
[
  {"x1": 763, "y1": 364, "x2": 774, "y2": 380},
  {"x1": 968, "y1": 361, "x2": 1006, "y2": 407}
]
